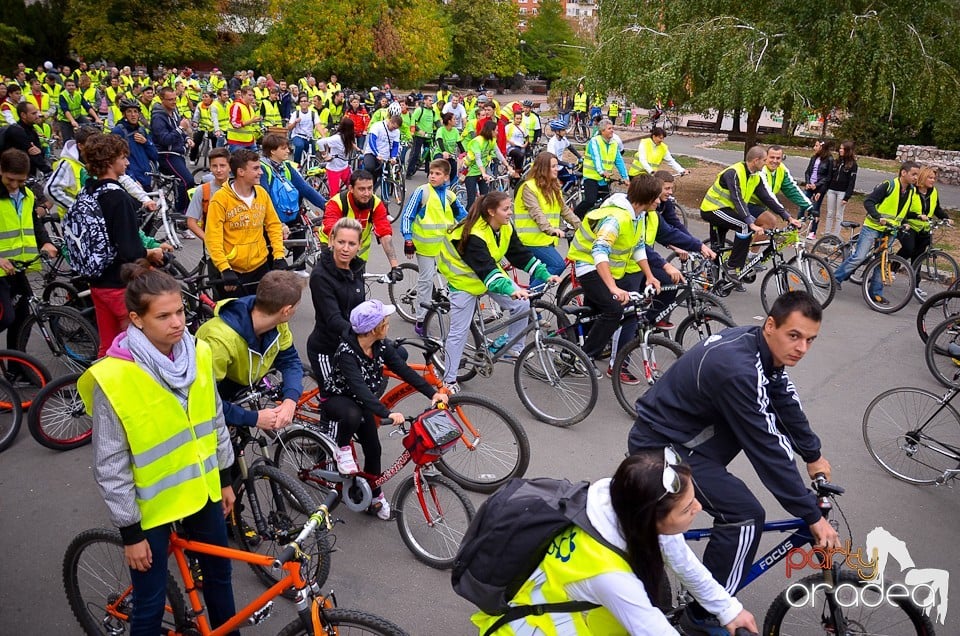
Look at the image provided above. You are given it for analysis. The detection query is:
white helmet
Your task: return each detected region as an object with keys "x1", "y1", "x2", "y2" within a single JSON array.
[
  {"x1": 44, "y1": 61, "x2": 53, "y2": 70},
  {"x1": 387, "y1": 101, "x2": 402, "y2": 116}
]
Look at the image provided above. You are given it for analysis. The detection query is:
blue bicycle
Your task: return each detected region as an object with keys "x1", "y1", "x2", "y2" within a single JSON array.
[{"x1": 661, "y1": 477, "x2": 935, "y2": 635}]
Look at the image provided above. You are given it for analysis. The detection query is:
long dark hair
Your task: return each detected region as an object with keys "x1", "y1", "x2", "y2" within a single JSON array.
[
  {"x1": 814, "y1": 139, "x2": 833, "y2": 160},
  {"x1": 453, "y1": 191, "x2": 511, "y2": 254},
  {"x1": 337, "y1": 117, "x2": 356, "y2": 153},
  {"x1": 838, "y1": 140, "x2": 856, "y2": 168},
  {"x1": 609, "y1": 451, "x2": 693, "y2": 606}
]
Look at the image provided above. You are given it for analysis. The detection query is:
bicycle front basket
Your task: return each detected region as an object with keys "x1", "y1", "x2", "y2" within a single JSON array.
[{"x1": 403, "y1": 408, "x2": 463, "y2": 465}]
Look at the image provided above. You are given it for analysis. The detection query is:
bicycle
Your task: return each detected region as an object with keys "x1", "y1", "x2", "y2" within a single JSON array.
[
  {"x1": 851, "y1": 230, "x2": 916, "y2": 313},
  {"x1": 905, "y1": 219, "x2": 959, "y2": 303},
  {"x1": 190, "y1": 131, "x2": 212, "y2": 178},
  {"x1": 570, "y1": 112, "x2": 590, "y2": 144},
  {"x1": 637, "y1": 100, "x2": 678, "y2": 135},
  {"x1": 144, "y1": 171, "x2": 187, "y2": 247},
  {"x1": 365, "y1": 264, "x2": 427, "y2": 323},
  {"x1": 0, "y1": 349, "x2": 52, "y2": 453},
  {"x1": 785, "y1": 218, "x2": 838, "y2": 310},
  {"x1": 922, "y1": 314, "x2": 960, "y2": 389},
  {"x1": 863, "y1": 383, "x2": 960, "y2": 486},
  {"x1": 277, "y1": 337, "x2": 529, "y2": 494},
  {"x1": 380, "y1": 158, "x2": 407, "y2": 219},
  {"x1": 64, "y1": 490, "x2": 410, "y2": 636},
  {"x1": 422, "y1": 285, "x2": 599, "y2": 427},
  {"x1": 659, "y1": 476, "x2": 934, "y2": 635},
  {"x1": 915, "y1": 283, "x2": 960, "y2": 342}
]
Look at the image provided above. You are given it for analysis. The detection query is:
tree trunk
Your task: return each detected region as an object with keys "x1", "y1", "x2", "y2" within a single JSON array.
[
  {"x1": 731, "y1": 107, "x2": 742, "y2": 133},
  {"x1": 743, "y1": 105, "x2": 762, "y2": 160},
  {"x1": 713, "y1": 108, "x2": 724, "y2": 133},
  {"x1": 780, "y1": 95, "x2": 794, "y2": 135}
]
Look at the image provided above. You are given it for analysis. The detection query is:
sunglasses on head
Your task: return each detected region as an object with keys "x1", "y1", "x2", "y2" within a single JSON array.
[{"x1": 657, "y1": 446, "x2": 683, "y2": 501}]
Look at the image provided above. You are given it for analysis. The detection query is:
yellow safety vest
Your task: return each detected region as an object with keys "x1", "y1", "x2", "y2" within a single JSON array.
[
  {"x1": 50, "y1": 156, "x2": 85, "y2": 217},
  {"x1": 226, "y1": 102, "x2": 257, "y2": 144},
  {"x1": 43, "y1": 83, "x2": 62, "y2": 103},
  {"x1": 582, "y1": 135, "x2": 619, "y2": 182},
  {"x1": 437, "y1": 90, "x2": 451, "y2": 104},
  {"x1": 906, "y1": 187, "x2": 939, "y2": 232},
  {"x1": 34, "y1": 121, "x2": 52, "y2": 148},
  {"x1": 173, "y1": 94, "x2": 190, "y2": 119},
  {"x1": 329, "y1": 82, "x2": 342, "y2": 94},
  {"x1": 78, "y1": 341, "x2": 222, "y2": 531},
  {"x1": 104, "y1": 105, "x2": 122, "y2": 133},
  {"x1": 747, "y1": 164, "x2": 786, "y2": 205},
  {"x1": 411, "y1": 185, "x2": 456, "y2": 256},
  {"x1": 567, "y1": 203, "x2": 653, "y2": 278},
  {"x1": 208, "y1": 76, "x2": 225, "y2": 93},
  {"x1": 214, "y1": 100, "x2": 232, "y2": 132},
  {"x1": 185, "y1": 80, "x2": 201, "y2": 104},
  {"x1": 472, "y1": 526, "x2": 633, "y2": 635},
  {"x1": 864, "y1": 178, "x2": 918, "y2": 232},
  {"x1": 197, "y1": 103, "x2": 214, "y2": 132},
  {"x1": 320, "y1": 192, "x2": 380, "y2": 261},
  {"x1": 608, "y1": 101, "x2": 620, "y2": 117},
  {"x1": 253, "y1": 86, "x2": 269, "y2": 109},
  {"x1": 57, "y1": 90, "x2": 84, "y2": 122},
  {"x1": 573, "y1": 91, "x2": 588, "y2": 112},
  {"x1": 261, "y1": 100, "x2": 282, "y2": 128},
  {"x1": 105, "y1": 86, "x2": 120, "y2": 107},
  {"x1": 463, "y1": 96, "x2": 477, "y2": 118},
  {"x1": 465, "y1": 135, "x2": 496, "y2": 177},
  {"x1": 700, "y1": 162, "x2": 761, "y2": 213},
  {"x1": 25, "y1": 92, "x2": 50, "y2": 115},
  {"x1": 119, "y1": 75, "x2": 134, "y2": 91},
  {"x1": 437, "y1": 218, "x2": 513, "y2": 295},
  {"x1": 629, "y1": 137, "x2": 668, "y2": 177},
  {"x1": 513, "y1": 181, "x2": 562, "y2": 247},
  {"x1": 0, "y1": 187, "x2": 41, "y2": 276}
]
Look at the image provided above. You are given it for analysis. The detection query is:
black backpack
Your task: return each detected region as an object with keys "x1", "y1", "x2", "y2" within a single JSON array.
[{"x1": 451, "y1": 478, "x2": 627, "y2": 636}]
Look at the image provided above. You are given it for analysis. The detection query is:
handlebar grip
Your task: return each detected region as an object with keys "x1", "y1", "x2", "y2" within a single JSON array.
[
  {"x1": 734, "y1": 629, "x2": 759, "y2": 636},
  {"x1": 272, "y1": 544, "x2": 297, "y2": 570}
]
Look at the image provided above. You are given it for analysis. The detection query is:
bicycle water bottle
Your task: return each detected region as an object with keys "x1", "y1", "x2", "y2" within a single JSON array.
[{"x1": 489, "y1": 334, "x2": 509, "y2": 353}]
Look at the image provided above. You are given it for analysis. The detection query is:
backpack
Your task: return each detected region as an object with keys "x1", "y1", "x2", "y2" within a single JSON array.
[
  {"x1": 62, "y1": 182, "x2": 122, "y2": 278},
  {"x1": 451, "y1": 478, "x2": 627, "y2": 636},
  {"x1": 262, "y1": 160, "x2": 300, "y2": 223}
]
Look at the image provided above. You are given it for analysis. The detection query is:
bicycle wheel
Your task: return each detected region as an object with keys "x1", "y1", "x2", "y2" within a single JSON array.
[
  {"x1": 760, "y1": 265, "x2": 812, "y2": 314},
  {"x1": 674, "y1": 309, "x2": 736, "y2": 350},
  {"x1": 673, "y1": 200, "x2": 689, "y2": 228},
  {"x1": 862, "y1": 386, "x2": 960, "y2": 485},
  {"x1": 434, "y1": 393, "x2": 530, "y2": 493},
  {"x1": 393, "y1": 472, "x2": 475, "y2": 569},
  {"x1": 661, "y1": 115, "x2": 677, "y2": 135},
  {"x1": 762, "y1": 570, "x2": 935, "y2": 636},
  {"x1": 63, "y1": 528, "x2": 187, "y2": 636},
  {"x1": 422, "y1": 307, "x2": 483, "y2": 383},
  {"x1": 861, "y1": 254, "x2": 914, "y2": 313},
  {"x1": 788, "y1": 253, "x2": 836, "y2": 309},
  {"x1": 531, "y1": 299, "x2": 570, "y2": 339},
  {"x1": 278, "y1": 608, "x2": 410, "y2": 636},
  {"x1": 387, "y1": 261, "x2": 422, "y2": 323},
  {"x1": 611, "y1": 335, "x2": 684, "y2": 418},
  {"x1": 916, "y1": 290, "x2": 960, "y2": 342},
  {"x1": 232, "y1": 463, "x2": 330, "y2": 597},
  {"x1": 914, "y1": 248, "x2": 959, "y2": 303},
  {"x1": 0, "y1": 377, "x2": 23, "y2": 453},
  {"x1": 386, "y1": 171, "x2": 406, "y2": 214},
  {"x1": 43, "y1": 280, "x2": 91, "y2": 309},
  {"x1": 27, "y1": 372, "x2": 91, "y2": 450},
  {"x1": 514, "y1": 336, "x2": 598, "y2": 427},
  {"x1": 636, "y1": 116, "x2": 653, "y2": 133},
  {"x1": 0, "y1": 348, "x2": 52, "y2": 410},
  {"x1": 274, "y1": 426, "x2": 339, "y2": 494},
  {"x1": 17, "y1": 305, "x2": 99, "y2": 375},
  {"x1": 691, "y1": 289, "x2": 734, "y2": 321},
  {"x1": 810, "y1": 234, "x2": 847, "y2": 272},
  {"x1": 924, "y1": 316, "x2": 960, "y2": 388}
]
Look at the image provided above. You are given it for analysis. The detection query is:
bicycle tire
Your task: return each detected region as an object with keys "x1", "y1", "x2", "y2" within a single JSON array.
[
  {"x1": 273, "y1": 426, "x2": 340, "y2": 495},
  {"x1": 914, "y1": 248, "x2": 960, "y2": 303},
  {"x1": 674, "y1": 309, "x2": 736, "y2": 350},
  {"x1": 924, "y1": 316, "x2": 960, "y2": 388},
  {"x1": 0, "y1": 377, "x2": 23, "y2": 453},
  {"x1": 787, "y1": 253, "x2": 836, "y2": 309},
  {"x1": 555, "y1": 272, "x2": 576, "y2": 309},
  {"x1": 810, "y1": 234, "x2": 847, "y2": 272},
  {"x1": 514, "y1": 336, "x2": 598, "y2": 427},
  {"x1": 232, "y1": 463, "x2": 330, "y2": 598},
  {"x1": 422, "y1": 306, "x2": 483, "y2": 383},
  {"x1": 691, "y1": 289, "x2": 734, "y2": 321},
  {"x1": 673, "y1": 200, "x2": 689, "y2": 228},
  {"x1": 393, "y1": 472, "x2": 475, "y2": 569},
  {"x1": 862, "y1": 386, "x2": 960, "y2": 485},
  {"x1": 559, "y1": 287, "x2": 586, "y2": 308},
  {"x1": 916, "y1": 290, "x2": 960, "y2": 343},
  {"x1": 611, "y1": 334, "x2": 684, "y2": 417},
  {"x1": 434, "y1": 393, "x2": 530, "y2": 493},
  {"x1": 762, "y1": 569, "x2": 935, "y2": 636},
  {"x1": 17, "y1": 305, "x2": 99, "y2": 375},
  {"x1": 860, "y1": 254, "x2": 914, "y2": 313},
  {"x1": 759, "y1": 265, "x2": 812, "y2": 315},
  {"x1": 636, "y1": 116, "x2": 653, "y2": 133},
  {"x1": 531, "y1": 299, "x2": 570, "y2": 339},
  {"x1": 42, "y1": 280, "x2": 92, "y2": 309},
  {"x1": 0, "y1": 348, "x2": 52, "y2": 410},
  {"x1": 387, "y1": 261, "x2": 422, "y2": 323},
  {"x1": 278, "y1": 607, "x2": 410, "y2": 636},
  {"x1": 386, "y1": 170, "x2": 406, "y2": 216},
  {"x1": 573, "y1": 119, "x2": 589, "y2": 143},
  {"x1": 27, "y1": 372, "x2": 91, "y2": 450},
  {"x1": 63, "y1": 527, "x2": 187, "y2": 636},
  {"x1": 661, "y1": 115, "x2": 677, "y2": 135}
]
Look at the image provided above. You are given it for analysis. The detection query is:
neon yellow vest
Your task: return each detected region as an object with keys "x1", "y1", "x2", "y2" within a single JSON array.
[
  {"x1": 906, "y1": 187, "x2": 938, "y2": 232},
  {"x1": 582, "y1": 136, "x2": 619, "y2": 182},
  {"x1": 176, "y1": 94, "x2": 192, "y2": 119},
  {"x1": 78, "y1": 341, "x2": 221, "y2": 531},
  {"x1": 50, "y1": 156, "x2": 85, "y2": 217},
  {"x1": 411, "y1": 185, "x2": 456, "y2": 257},
  {"x1": 466, "y1": 135, "x2": 497, "y2": 177},
  {"x1": 215, "y1": 100, "x2": 232, "y2": 132},
  {"x1": 573, "y1": 91, "x2": 588, "y2": 112},
  {"x1": 0, "y1": 187, "x2": 41, "y2": 276},
  {"x1": 514, "y1": 181, "x2": 562, "y2": 247},
  {"x1": 319, "y1": 192, "x2": 380, "y2": 261},
  {"x1": 226, "y1": 102, "x2": 257, "y2": 144},
  {"x1": 197, "y1": 103, "x2": 214, "y2": 132},
  {"x1": 864, "y1": 178, "x2": 917, "y2": 232},
  {"x1": 608, "y1": 101, "x2": 620, "y2": 117},
  {"x1": 262, "y1": 100, "x2": 282, "y2": 128},
  {"x1": 629, "y1": 137, "x2": 668, "y2": 177},
  {"x1": 58, "y1": 90, "x2": 84, "y2": 122},
  {"x1": 625, "y1": 210, "x2": 659, "y2": 274},
  {"x1": 748, "y1": 164, "x2": 786, "y2": 205},
  {"x1": 438, "y1": 218, "x2": 513, "y2": 295},
  {"x1": 700, "y1": 162, "x2": 761, "y2": 212},
  {"x1": 567, "y1": 203, "x2": 649, "y2": 278}
]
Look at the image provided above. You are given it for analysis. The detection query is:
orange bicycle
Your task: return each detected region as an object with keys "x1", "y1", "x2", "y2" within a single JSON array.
[{"x1": 64, "y1": 491, "x2": 410, "y2": 635}]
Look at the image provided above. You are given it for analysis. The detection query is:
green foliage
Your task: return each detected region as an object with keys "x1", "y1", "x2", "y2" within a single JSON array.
[
  {"x1": 447, "y1": 0, "x2": 522, "y2": 79},
  {"x1": 0, "y1": 0, "x2": 71, "y2": 71},
  {"x1": 519, "y1": 0, "x2": 584, "y2": 82}
]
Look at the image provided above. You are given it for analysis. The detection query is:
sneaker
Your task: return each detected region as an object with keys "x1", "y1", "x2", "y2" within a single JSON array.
[
  {"x1": 948, "y1": 343, "x2": 960, "y2": 358},
  {"x1": 414, "y1": 322, "x2": 426, "y2": 337},
  {"x1": 654, "y1": 320, "x2": 674, "y2": 330},
  {"x1": 444, "y1": 381, "x2": 461, "y2": 395},
  {"x1": 807, "y1": 232, "x2": 817, "y2": 241},
  {"x1": 915, "y1": 287, "x2": 927, "y2": 300},
  {"x1": 586, "y1": 359, "x2": 604, "y2": 379},
  {"x1": 179, "y1": 230, "x2": 197, "y2": 240},
  {"x1": 335, "y1": 445, "x2": 359, "y2": 475},
  {"x1": 679, "y1": 608, "x2": 728, "y2": 636},
  {"x1": 606, "y1": 367, "x2": 641, "y2": 385},
  {"x1": 368, "y1": 494, "x2": 392, "y2": 521},
  {"x1": 293, "y1": 269, "x2": 310, "y2": 279},
  {"x1": 871, "y1": 294, "x2": 890, "y2": 306}
]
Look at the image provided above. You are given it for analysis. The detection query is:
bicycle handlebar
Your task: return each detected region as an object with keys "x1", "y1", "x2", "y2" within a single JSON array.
[{"x1": 272, "y1": 489, "x2": 340, "y2": 570}]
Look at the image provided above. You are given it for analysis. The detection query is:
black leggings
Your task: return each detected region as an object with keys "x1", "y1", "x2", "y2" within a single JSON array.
[
  {"x1": 573, "y1": 179, "x2": 609, "y2": 219},
  {"x1": 0, "y1": 272, "x2": 31, "y2": 350},
  {"x1": 322, "y1": 395, "x2": 383, "y2": 496}
]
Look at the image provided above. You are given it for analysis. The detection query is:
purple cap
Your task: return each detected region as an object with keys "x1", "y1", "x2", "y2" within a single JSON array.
[{"x1": 350, "y1": 299, "x2": 396, "y2": 333}]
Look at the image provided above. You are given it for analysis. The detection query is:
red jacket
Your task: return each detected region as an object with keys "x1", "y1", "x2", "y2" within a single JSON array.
[
  {"x1": 345, "y1": 106, "x2": 370, "y2": 136},
  {"x1": 476, "y1": 115, "x2": 508, "y2": 155},
  {"x1": 322, "y1": 191, "x2": 392, "y2": 240}
]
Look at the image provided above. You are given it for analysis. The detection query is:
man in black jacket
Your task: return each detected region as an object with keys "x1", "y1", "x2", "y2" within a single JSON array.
[
  {"x1": 0, "y1": 102, "x2": 52, "y2": 176},
  {"x1": 151, "y1": 86, "x2": 195, "y2": 213},
  {"x1": 628, "y1": 291, "x2": 840, "y2": 630}
]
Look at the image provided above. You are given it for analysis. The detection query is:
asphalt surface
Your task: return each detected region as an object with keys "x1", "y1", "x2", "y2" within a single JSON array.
[{"x1": 1, "y1": 168, "x2": 958, "y2": 635}]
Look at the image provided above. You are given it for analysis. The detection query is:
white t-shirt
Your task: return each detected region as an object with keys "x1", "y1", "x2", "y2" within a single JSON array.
[
  {"x1": 442, "y1": 102, "x2": 467, "y2": 130},
  {"x1": 548, "y1": 135, "x2": 573, "y2": 161},
  {"x1": 289, "y1": 108, "x2": 317, "y2": 139},
  {"x1": 506, "y1": 123, "x2": 527, "y2": 149},
  {"x1": 316, "y1": 134, "x2": 349, "y2": 171}
]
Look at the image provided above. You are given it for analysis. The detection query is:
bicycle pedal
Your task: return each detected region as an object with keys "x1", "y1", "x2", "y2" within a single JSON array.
[{"x1": 248, "y1": 600, "x2": 274, "y2": 625}]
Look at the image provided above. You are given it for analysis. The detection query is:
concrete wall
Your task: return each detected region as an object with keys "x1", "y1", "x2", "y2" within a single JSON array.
[{"x1": 897, "y1": 145, "x2": 960, "y2": 185}]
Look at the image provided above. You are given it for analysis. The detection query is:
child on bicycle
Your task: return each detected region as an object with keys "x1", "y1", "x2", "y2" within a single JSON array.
[{"x1": 322, "y1": 299, "x2": 448, "y2": 520}]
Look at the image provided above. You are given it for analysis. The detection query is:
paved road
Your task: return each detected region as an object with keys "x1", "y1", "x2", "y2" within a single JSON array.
[{"x1": 1, "y1": 186, "x2": 957, "y2": 634}]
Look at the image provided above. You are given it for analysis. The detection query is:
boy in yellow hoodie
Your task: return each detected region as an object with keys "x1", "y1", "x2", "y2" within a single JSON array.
[{"x1": 204, "y1": 148, "x2": 287, "y2": 297}]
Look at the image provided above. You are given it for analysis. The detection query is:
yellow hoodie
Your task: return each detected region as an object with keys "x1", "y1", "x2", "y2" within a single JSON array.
[{"x1": 205, "y1": 181, "x2": 285, "y2": 273}]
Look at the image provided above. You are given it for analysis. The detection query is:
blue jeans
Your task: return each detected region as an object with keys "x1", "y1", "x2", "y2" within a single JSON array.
[
  {"x1": 130, "y1": 499, "x2": 238, "y2": 636},
  {"x1": 291, "y1": 136, "x2": 312, "y2": 164},
  {"x1": 832, "y1": 225, "x2": 887, "y2": 298},
  {"x1": 527, "y1": 245, "x2": 567, "y2": 276}
]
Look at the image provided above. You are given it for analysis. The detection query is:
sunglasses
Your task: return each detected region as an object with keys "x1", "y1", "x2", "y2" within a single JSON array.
[{"x1": 657, "y1": 446, "x2": 683, "y2": 501}]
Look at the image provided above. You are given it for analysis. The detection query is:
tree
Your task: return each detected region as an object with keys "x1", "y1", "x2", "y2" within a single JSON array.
[
  {"x1": 519, "y1": 0, "x2": 584, "y2": 82},
  {"x1": 447, "y1": 0, "x2": 522, "y2": 80}
]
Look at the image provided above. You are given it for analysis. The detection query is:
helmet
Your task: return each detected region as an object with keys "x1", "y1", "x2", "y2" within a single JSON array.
[
  {"x1": 522, "y1": 99, "x2": 533, "y2": 107},
  {"x1": 119, "y1": 98, "x2": 140, "y2": 111},
  {"x1": 387, "y1": 102, "x2": 402, "y2": 116},
  {"x1": 44, "y1": 61, "x2": 53, "y2": 70},
  {"x1": 549, "y1": 119, "x2": 566, "y2": 131},
  {"x1": 370, "y1": 86, "x2": 379, "y2": 92}
]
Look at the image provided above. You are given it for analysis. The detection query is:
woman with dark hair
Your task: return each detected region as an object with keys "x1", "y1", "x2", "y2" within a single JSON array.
[
  {"x1": 463, "y1": 120, "x2": 512, "y2": 211},
  {"x1": 802, "y1": 139, "x2": 834, "y2": 239},
  {"x1": 316, "y1": 117, "x2": 358, "y2": 195},
  {"x1": 343, "y1": 94, "x2": 370, "y2": 150},
  {"x1": 471, "y1": 450, "x2": 757, "y2": 635},
  {"x1": 823, "y1": 140, "x2": 858, "y2": 237}
]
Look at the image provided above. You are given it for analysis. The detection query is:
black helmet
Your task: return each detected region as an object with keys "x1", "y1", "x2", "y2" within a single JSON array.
[{"x1": 119, "y1": 98, "x2": 140, "y2": 111}]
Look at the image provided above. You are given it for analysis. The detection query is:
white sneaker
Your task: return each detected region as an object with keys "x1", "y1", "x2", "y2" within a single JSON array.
[
  {"x1": 180, "y1": 230, "x2": 197, "y2": 240},
  {"x1": 294, "y1": 269, "x2": 311, "y2": 279},
  {"x1": 444, "y1": 381, "x2": 461, "y2": 394},
  {"x1": 335, "y1": 445, "x2": 359, "y2": 475},
  {"x1": 370, "y1": 493, "x2": 391, "y2": 520}
]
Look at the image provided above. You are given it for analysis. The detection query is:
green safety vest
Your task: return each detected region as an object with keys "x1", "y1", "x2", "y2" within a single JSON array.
[
  {"x1": 471, "y1": 526, "x2": 633, "y2": 635},
  {"x1": 629, "y1": 137, "x2": 668, "y2": 177},
  {"x1": 465, "y1": 135, "x2": 497, "y2": 177},
  {"x1": 411, "y1": 184, "x2": 456, "y2": 256},
  {"x1": 412, "y1": 106, "x2": 436, "y2": 138},
  {"x1": 748, "y1": 164, "x2": 786, "y2": 205},
  {"x1": 58, "y1": 90, "x2": 84, "y2": 122},
  {"x1": 196, "y1": 102, "x2": 214, "y2": 132},
  {"x1": 573, "y1": 91, "x2": 588, "y2": 112},
  {"x1": 437, "y1": 218, "x2": 513, "y2": 295},
  {"x1": 78, "y1": 341, "x2": 221, "y2": 531},
  {"x1": 513, "y1": 181, "x2": 562, "y2": 247},
  {"x1": 0, "y1": 187, "x2": 41, "y2": 276},
  {"x1": 319, "y1": 191, "x2": 380, "y2": 261},
  {"x1": 700, "y1": 162, "x2": 761, "y2": 212},
  {"x1": 864, "y1": 178, "x2": 919, "y2": 232},
  {"x1": 50, "y1": 156, "x2": 84, "y2": 217},
  {"x1": 582, "y1": 135, "x2": 619, "y2": 182},
  {"x1": 906, "y1": 187, "x2": 939, "y2": 232},
  {"x1": 261, "y1": 100, "x2": 282, "y2": 128},
  {"x1": 567, "y1": 203, "x2": 656, "y2": 278}
]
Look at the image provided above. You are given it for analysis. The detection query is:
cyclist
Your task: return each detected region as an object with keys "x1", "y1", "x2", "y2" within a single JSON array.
[
  {"x1": 521, "y1": 99, "x2": 542, "y2": 146},
  {"x1": 2, "y1": 102, "x2": 52, "y2": 175},
  {"x1": 627, "y1": 126, "x2": 687, "y2": 178},
  {"x1": 505, "y1": 107, "x2": 528, "y2": 177},
  {"x1": 628, "y1": 291, "x2": 840, "y2": 634},
  {"x1": 547, "y1": 119, "x2": 581, "y2": 191},
  {"x1": 111, "y1": 98, "x2": 158, "y2": 192},
  {"x1": 320, "y1": 169, "x2": 401, "y2": 271},
  {"x1": 151, "y1": 86, "x2": 195, "y2": 214},
  {"x1": 209, "y1": 88, "x2": 232, "y2": 148},
  {"x1": 400, "y1": 159, "x2": 468, "y2": 334},
  {"x1": 556, "y1": 90, "x2": 572, "y2": 127},
  {"x1": 897, "y1": 165, "x2": 952, "y2": 272},
  {"x1": 362, "y1": 108, "x2": 402, "y2": 194},
  {"x1": 81, "y1": 263, "x2": 239, "y2": 636},
  {"x1": 433, "y1": 112, "x2": 462, "y2": 186},
  {"x1": 471, "y1": 450, "x2": 757, "y2": 636},
  {"x1": 190, "y1": 91, "x2": 217, "y2": 162},
  {"x1": 287, "y1": 93, "x2": 320, "y2": 164},
  {"x1": 442, "y1": 93, "x2": 467, "y2": 131},
  {"x1": 185, "y1": 147, "x2": 231, "y2": 241},
  {"x1": 227, "y1": 87, "x2": 261, "y2": 152},
  {"x1": 572, "y1": 119, "x2": 628, "y2": 219},
  {"x1": 572, "y1": 83, "x2": 588, "y2": 128},
  {"x1": 513, "y1": 152, "x2": 581, "y2": 276},
  {"x1": 436, "y1": 191, "x2": 556, "y2": 393},
  {"x1": 406, "y1": 94, "x2": 437, "y2": 179},
  {"x1": 463, "y1": 120, "x2": 512, "y2": 212},
  {"x1": 196, "y1": 270, "x2": 305, "y2": 430},
  {"x1": 316, "y1": 117, "x2": 359, "y2": 196},
  {"x1": 746, "y1": 145, "x2": 810, "y2": 232},
  {"x1": 57, "y1": 77, "x2": 101, "y2": 142}
]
